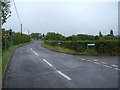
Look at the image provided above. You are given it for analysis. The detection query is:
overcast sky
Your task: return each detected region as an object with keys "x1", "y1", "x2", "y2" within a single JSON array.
[{"x1": 3, "y1": 0, "x2": 119, "y2": 36}]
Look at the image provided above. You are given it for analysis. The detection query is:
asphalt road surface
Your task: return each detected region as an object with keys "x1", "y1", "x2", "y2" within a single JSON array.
[{"x1": 3, "y1": 40, "x2": 119, "y2": 88}]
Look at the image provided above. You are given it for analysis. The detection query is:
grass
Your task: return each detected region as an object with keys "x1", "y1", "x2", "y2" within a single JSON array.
[
  {"x1": 2, "y1": 42, "x2": 31, "y2": 76},
  {"x1": 82, "y1": 49, "x2": 97, "y2": 55},
  {"x1": 42, "y1": 43, "x2": 98, "y2": 55},
  {"x1": 42, "y1": 44, "x2": 77, "y2": 54},
  {"x1": 0, "y1": 61, "x2": 1, "y2": 77}
]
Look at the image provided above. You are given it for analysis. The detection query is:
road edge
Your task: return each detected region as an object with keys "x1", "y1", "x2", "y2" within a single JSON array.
[{"x1": 2, "y1": 42, "x2": 31, "y2": 88}]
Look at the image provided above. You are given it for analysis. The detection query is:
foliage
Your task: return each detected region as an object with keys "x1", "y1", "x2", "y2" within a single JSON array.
[
  {"x1": 0, "y1": 0, "x2": 11, "y2": 25},
  {"x1": 110, "y1": 29, "x2": 114, "y2": 36},
  {"x1": 44, "y1": 32, "x2": 65, "y2": 41},
  {"x1": 31, "y1": 33, "x2": 42, "y2": 40},
  {"x1": 44, "y1": 40, "x2": 120, "y2": 55},
  {"x1": 66, "y1": 34, "x2": 97, "y2": 41},
  {"x1": 99, "y1": 31, "x2": 102, "y2": 37},
  {"x1": 2, "y1": 29, "x2": 31, "y2": 51},
  {"x1": 99, "y1": 35, "x2": 117, "y2": 40},
  {"x1": 42, "y1": 44, "x2": 77, "y2": 54}
]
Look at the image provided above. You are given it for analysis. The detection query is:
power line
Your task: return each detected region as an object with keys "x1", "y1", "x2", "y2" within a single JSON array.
[
  {"x1": 12, "y1": 0, "x2": 29, "y2": 35},
  {"x1": 12, "y1": 0, "x2": 21, "y2": 24}
]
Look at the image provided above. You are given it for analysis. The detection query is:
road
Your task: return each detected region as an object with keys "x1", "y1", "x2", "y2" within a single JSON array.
[{"x1": 3, "y1": 40, "x2": 119, "y2": 88}]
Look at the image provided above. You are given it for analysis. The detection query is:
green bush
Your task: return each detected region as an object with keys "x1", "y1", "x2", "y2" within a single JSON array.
[{"x1": 2, "y1": 29, "x2": 31, "y2": 51}]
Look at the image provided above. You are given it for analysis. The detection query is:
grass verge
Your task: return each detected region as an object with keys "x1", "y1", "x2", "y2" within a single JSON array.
[
  {"x1": 42, "y1": 44, "x2": 78, "y2": 54},
  {"x1": 2, "y1": 42, "x2": 31, "y2": 77},
  {"x1": 42, "y1": 43, "x2": 97, "y2": 55}
]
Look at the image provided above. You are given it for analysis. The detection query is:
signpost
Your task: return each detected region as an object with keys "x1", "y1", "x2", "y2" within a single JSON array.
[{"x1": 87, "y1": 44, "x2": 95, "y2": 49}]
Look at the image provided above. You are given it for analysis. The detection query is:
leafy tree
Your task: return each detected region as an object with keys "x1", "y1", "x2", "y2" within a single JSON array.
[
  {"x1": 99, "y1": 31, "x2": 102, "y2": 37},
  {"x1": 110, "y1": 29, "x2": 114, "y2": 36},
  {"x1": 66, "y1": 35, "x2": 78, "y2": 41},
  {"x1": 44, "y1": 32, "x2": 65, "y2": 41},
  {"x1": 0, "y1": 0, "x2": 11, "y2": 26},
  {"x1": 42, "y1": 34, "x2": 45, "y2": 37},
  {"x1": 31, "y1": 33, "x2": 42, "y2": 40},
  {"x1": 77, "y1": 34, "x2": 95, "y2": 41},
  {"x1": 2, "y1": 29, "x2": 31, "y2": 50}
]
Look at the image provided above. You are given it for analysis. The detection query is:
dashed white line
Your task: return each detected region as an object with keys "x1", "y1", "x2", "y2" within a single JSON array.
[
  {"x1": 112, "y1": 65, "x2": 118, "y2": 68},
  {"x1": 81, "y1": 58, "x2": 85, "y2": 60},
  {"x1": 43, "y1": 59, "x2": 53, "y2": 67},
  {"x1": 114, "y1": 68, "x2": 120, "y2": 70},
  {"x1": 33, "y1": 51, "x2": 39, "y2": 56},
  {"x1": 94, "y1": 60, "x2": 98, "y2": 62},
  {"x1": 30, "y1": 48, "x2": 39, "y2": 56},
  {"x1": 87, "y1": 60, "x2": 93, "y2": 62},
  {"x1": 57, "y1": 71, "x2": 72, "y2": 80},
  {"x1": 30, "y1": 48, "x2": 33, "y2": 51},
  {"x1": 103, "y1": 65, "x2": 112, "y2": 68},
  {"x1": 101, "y1": 62, "x2": 108, "y2": 64},
  {"x1": 94, "y1": 62, "x2": 101, "y2": 65},
  {"x1": 53, "y1": 67, "x2": 57, "y2": 70}
]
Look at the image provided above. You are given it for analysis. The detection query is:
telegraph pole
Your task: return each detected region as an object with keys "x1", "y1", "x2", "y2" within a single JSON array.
[
  {"x1": 28, "y1": 30, "x2": 30, "y2": 35},
  {"x1": 21, "y1": 24, "x2": 22, "y2": 35}
]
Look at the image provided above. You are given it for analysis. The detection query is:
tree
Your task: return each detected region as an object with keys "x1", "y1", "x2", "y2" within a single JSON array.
[
  {"x1": 44, "y1": 32, "x2": 65, "y2": 41},
  {"x1": 31, "y1": 33, "x2": 42, "y2": 40},
  {"x1": 99, "y1": 31, "x2": 102, "y2": 37},
  {"x1": 110, "y1": 29, "x2": 114, "y2": 36},
  {"x1": 0, "y1": 0, "x2": 11, "y2": 27}
]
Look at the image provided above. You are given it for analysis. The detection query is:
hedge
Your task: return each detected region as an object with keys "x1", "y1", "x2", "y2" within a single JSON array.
[{"x1": 44, "y1": 40, "x2": 120, "y2": 55}]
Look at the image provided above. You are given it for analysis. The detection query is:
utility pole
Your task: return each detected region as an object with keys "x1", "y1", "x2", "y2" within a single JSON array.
[
  {"x1": 21, "y1": 24, "x2": 22, "y2": 35},
  {"x1": 9, "y1": 29, "x2": 12, "y2": 46},
  {"x1": 28, "y1": 30, "x2": 30, "y2": 35}
]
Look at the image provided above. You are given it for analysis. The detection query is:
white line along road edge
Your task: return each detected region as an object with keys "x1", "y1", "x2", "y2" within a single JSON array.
[{"x1": 57, "y1": 71, "x2": 72, "y2": 80}]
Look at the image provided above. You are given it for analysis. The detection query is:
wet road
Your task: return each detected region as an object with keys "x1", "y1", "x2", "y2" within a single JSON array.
[{"x1": 3, "y1": 40, "x2": 119, "y2": 88}]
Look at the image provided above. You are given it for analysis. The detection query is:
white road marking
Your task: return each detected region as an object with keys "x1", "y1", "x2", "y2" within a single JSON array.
[
  {"x1": 103, "y1": 65, "x2": 112, "y2": 68},
  {"x1": 30, "y1": 48, "x2": 39, "y2": 56},
  {"x1": 87, "y1": 60, "x2": 93, "y2": 62},
  {"x1": 112, "y1": 65, "x2": 118, "y2": 68},
  {"x1": 81, "y1": 58, "x2": 85, "y2": 60},
  {"x1": 57, "y1": 71, "x2": 72, "y2": 80},
  {"x1": 94, "y1": 60, "x2": 98, "y2": 62},
  {"x1": 43, "y1": 59, "x2": 53, "y2": 67},
  {"x1": 114, "y1": 68, "x2": 120, "y2": 70},
  {"x1": 53, "y1": 67, "x2": 57, "y2": 70},
  {"x1": 33, "y1": 51, "x2": 39, "y2": 56},
  {"x1": 30, "y1": 48, "x2": 33, "y2": 51},
  {"x1": 94, "y1": 62, "x2": 101, "y2": 65},
  {"x1": 43, "y1": 59, "x2": 72, "y2": 80},
  {"x1": 101, "y1": 62, "x2": 108, "y2": 64}
]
